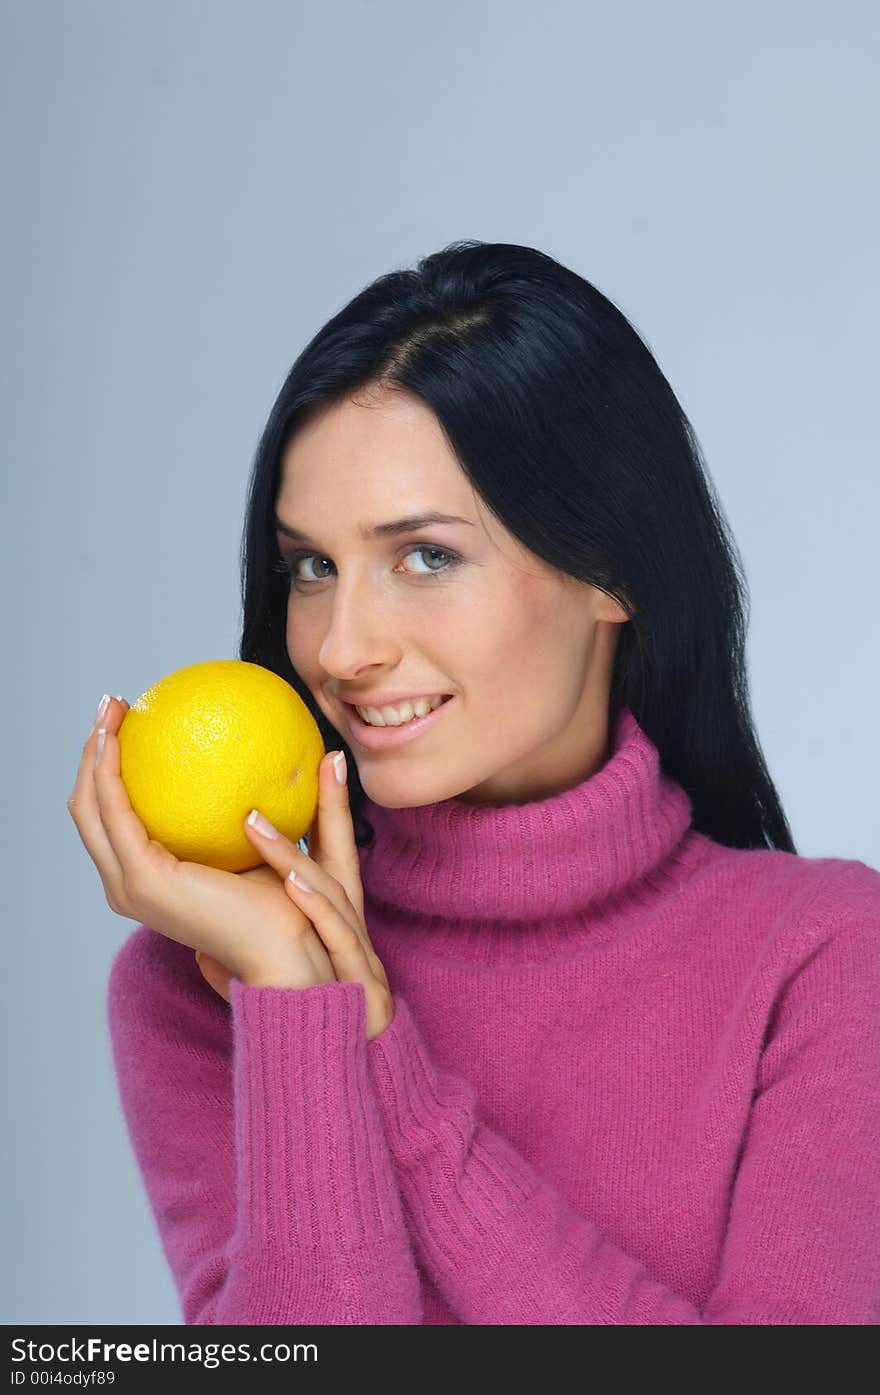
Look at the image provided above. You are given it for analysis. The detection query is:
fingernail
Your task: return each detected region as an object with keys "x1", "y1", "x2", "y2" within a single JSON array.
[
  {"x1": 289, "y1": 869, "x2": 313, "y2": 892},
  {"x1": 247, "y1": 809, "x2": 279, "y2": 839},
  {"x1": 332, "y1": 751, "x2": 347, "y2": 785},
  {"x1": 94, "y1": 694, "x2": 111, "y2": 729}
]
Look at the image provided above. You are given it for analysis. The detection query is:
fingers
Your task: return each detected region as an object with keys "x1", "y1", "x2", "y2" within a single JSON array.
[
  {"x1": 244, "y1": 791, "x2": 387, "y2": 988},
  {"x1": 283, "y1": 867, "x2": 379, "y2": 988},
  {"x1": 92, "y1": 699, "x2": 157, "y2": 890},
  {"x1": 66, "y1": 697, "x2": 128, "y2": 900},
  {"x1": 244, "y1": 797, "x2": 360, "y2": 932},
  {"x1": 311, "y1": 751, "x2": 385, "y2": 977},
  {"x1": 71, "y1": 693, "x2": 173, "y2": 918},
  {"x1": 243, "y1": 808, "x2": 372, "y2": 978},
  {"x1": 282, "y1": 867, "x2": 394, "y2": 1039},
  {"x1": 312, "y1": 750, "x2": 365, "y2": 921},
  {"x1": 243, "y1": 787, "x2": 394, "y2": 1033}
]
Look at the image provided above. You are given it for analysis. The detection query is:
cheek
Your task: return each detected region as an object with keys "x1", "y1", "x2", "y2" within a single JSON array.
[
  {"x1": 285, "y1": 607, "x2": 312, "y2": 672},
  {"x1": 457, "y1": 589, "x2": 552, "y2": 690},
  {"x1": 484, "y1": 587, "x2": 582, "y2": 691}
]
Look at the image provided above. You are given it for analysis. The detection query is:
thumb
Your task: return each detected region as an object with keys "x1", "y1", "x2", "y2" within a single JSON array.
[
  {"x1": 302, "y1": 749, "x2": 341, "y2": 863},
  {"x1": 195, "y1": 948, "x2": 232, "y2": 1004}
]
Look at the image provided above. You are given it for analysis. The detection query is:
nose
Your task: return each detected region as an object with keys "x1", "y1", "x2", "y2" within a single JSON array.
[{"x1": 316, "y1": 573, "x2": 401, "y2": 679}]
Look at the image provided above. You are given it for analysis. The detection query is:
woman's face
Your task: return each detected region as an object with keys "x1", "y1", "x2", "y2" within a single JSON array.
[{"x1": 275, "y1": 386, "x2": 628, "y2": 808}]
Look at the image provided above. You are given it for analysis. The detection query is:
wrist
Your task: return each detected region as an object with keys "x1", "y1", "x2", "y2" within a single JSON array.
[{"x1": 236, "y1": 958, "x2": 308, "y2": 990}]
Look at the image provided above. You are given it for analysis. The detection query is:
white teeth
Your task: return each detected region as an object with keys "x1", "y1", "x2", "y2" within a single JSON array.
[{"x1": 356, "y1": 694, "x2": 447, "y2": 727}]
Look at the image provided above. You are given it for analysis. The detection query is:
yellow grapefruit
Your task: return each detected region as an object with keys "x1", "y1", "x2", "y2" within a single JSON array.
[{"x1": 116, "y1": 659, "x2": 325, "y2": 872}]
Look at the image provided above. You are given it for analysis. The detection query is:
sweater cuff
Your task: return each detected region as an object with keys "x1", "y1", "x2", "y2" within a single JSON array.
[
  {"x1": 228, "y1": 977, "x2": 404, "y2": 1255},
  {"x1": 366, "y1": 996, "x2": 536, "y2": 1208}
]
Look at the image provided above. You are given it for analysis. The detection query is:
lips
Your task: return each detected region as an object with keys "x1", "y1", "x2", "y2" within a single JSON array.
[
  {"x1": 343, "y1": 693, "x2": 455, "y2": 750},
  {"x1": 342, "y1": 692, "x2": 452, "y2": 711},
  {"x1": 345, "y1": 694, "x2": 450, "y2": 718}
]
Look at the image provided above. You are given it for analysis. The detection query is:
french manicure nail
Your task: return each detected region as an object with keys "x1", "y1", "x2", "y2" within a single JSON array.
[
  {"x1": 94, "y1": 694, "x2": 111, "y2": 729},
  {"x1": 333, "y1": 751, "x2": 347, "y2": 784},
  {"x1": 247, "y1": 809, "x2": 279, "y2": 839}
]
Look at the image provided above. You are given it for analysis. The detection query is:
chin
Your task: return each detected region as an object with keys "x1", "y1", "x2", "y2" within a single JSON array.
[{"x1": 357, "y1": 767, "x2": 464, "y2": 809}]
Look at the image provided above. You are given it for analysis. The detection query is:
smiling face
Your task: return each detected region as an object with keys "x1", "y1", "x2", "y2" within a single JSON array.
[{"x1": 275, "y1": 384, "x2": 629, "y2": 809}]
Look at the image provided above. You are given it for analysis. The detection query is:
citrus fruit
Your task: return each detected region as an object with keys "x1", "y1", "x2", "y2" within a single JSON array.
[{"x1": 116, "y1": 659, "x2": 325, "y2": 872}]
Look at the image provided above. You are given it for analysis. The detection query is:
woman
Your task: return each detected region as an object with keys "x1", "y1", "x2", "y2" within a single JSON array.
[{"x1": 70, "y1": 240, "x2": 880, "y2": 1324}]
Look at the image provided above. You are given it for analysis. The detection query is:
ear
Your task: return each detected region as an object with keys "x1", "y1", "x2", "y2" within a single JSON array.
[{"x1": 596, "y1": 595, "x2": 632, "y2": 624}]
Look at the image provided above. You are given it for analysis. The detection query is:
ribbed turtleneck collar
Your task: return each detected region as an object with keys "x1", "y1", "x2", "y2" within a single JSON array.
[{"x1": 357, "y1": 707, "x2": 704, "y2": 966}]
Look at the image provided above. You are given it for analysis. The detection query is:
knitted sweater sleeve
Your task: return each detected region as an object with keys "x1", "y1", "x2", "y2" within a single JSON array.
[
  {"x1": 365, "y1": 883, "x2": 880, "y2": 1325},
  {"x1": 106, "y1": 926, "x2": 423, "y2": 1325}
]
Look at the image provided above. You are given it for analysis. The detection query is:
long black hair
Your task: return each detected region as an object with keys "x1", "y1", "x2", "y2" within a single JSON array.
[{"x1": 238, "y1": 239, "x2": 797, "y2": 855}]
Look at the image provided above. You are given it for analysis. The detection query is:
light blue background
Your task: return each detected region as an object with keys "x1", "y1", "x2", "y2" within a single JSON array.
[{"x1": 4, "y1": 0, "x2": 878, "y2": 1323}]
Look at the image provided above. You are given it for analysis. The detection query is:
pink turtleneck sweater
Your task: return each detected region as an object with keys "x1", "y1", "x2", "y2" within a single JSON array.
[{"x1": 107, "y1": 708, "x2": 880, "y2": 1324}]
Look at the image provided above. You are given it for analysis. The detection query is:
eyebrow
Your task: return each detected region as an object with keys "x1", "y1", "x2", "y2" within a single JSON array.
[{"x1": 273, "y1": 511, "x2": 475, "y2": 542}]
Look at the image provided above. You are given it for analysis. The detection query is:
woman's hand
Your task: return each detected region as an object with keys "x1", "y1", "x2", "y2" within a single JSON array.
[
  {"x1": 66, "y1": 697, "x2": 393, "y2": 1038},
  {"x1": 198, "y1": 749, "x2": 395, "y2": 1042}
]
